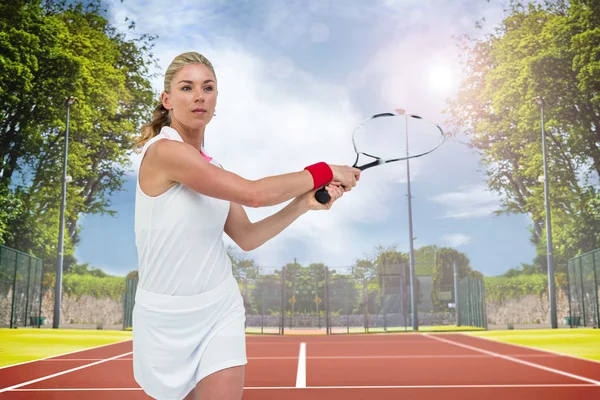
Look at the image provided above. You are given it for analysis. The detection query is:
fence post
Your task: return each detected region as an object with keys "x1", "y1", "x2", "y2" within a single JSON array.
[
  {"x1": 280, "y1": 266, "x2": 286, "y2": 335},
  {"x1": 479, "y1": 278, "x2": 485, "y2": 328},
  {"x1": 37, "y1": 260, "x2": 43, "y2": 327},
  {"x1": 468, "y1": 277, "x2": 474, "y2": 326},
  {"x1": 261, "y1": 285, "x2": 265, "y2": 334},
  {"x1": 325, "y1": 267, "x2": 330, "y2": 335},
  {"x1": 578, "y1": 257, "x2": 587, "y2": 326},
  {"x1": 472, "y1": 278, "x2": 478, "y2": 327},
  {"x1": 566, "y1": 261, "x2": 573, "y2": 328},
  {"x1": 592, "y1": 253, "x2": 599, "y2": 328},
  {"x1": 346, "y1": 279, "x2": 350, "y2": 334},
  {"x1": 24, "y1": 257, "x2": 32, "y2": 327},
  {"x1": 10, "y1": 252, "x2": 18, "y2": 329},
  {"x1": 290, "y1": 259, "x2": 296, "y2": 329},
  {"x1": 483, "y1": 278, "x2": 488, "y2": 329},
  {"x1": 478, "y1": 278, "x2": 484, "y2": 327},
  {"x1": 453, "y1": 261, "x2": 460, "y2": 327}
]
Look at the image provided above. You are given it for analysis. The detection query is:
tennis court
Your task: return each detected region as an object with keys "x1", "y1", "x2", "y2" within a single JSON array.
[{"x1": 2, "y1": 332, "x2": 599, "y2": 399}]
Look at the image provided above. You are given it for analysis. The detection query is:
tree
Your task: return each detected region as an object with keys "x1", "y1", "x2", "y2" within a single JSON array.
[
  {"x1": 282, "y1": 260, "x2": 301, "y2": 323},
  {"x1": 414, "y1": 244, "x2": 439, "y2": 275},
  {"x1": 352, "y1": 258, "x2": 378, "y2": 327},
  {"x1": 502, "y1": 262, "x2": 541, "y2": 277},
  {"x1": 375, "y1": 246, "x2": 424, "y2": 309},
  {"x1": 432, "y1": 247, "x2": 480, "y2": 311},
  {"x1": 0, "y1": 1, "x2": 157, "y2": 279},
  {"x1": 446, "y1": 0, "x2": 600, "y2": 271},
  {"x1": 306, "y1": 263, "x2": 327, "y2": 317},
  {"x1": 326, "y1": 271, "x2": 360, "y2": 317}
]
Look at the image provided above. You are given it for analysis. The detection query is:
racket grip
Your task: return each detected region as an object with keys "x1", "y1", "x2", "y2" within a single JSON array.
[{"x1": 315, "y1": 187, "x2": 330, "y2": 204}]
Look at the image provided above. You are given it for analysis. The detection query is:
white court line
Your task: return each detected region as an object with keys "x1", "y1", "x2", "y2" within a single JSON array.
[
  {"x1": 38, "y1": 358, "x2": 132, "y2": 362},
  {"x1": 247, "y1": 383, "x2": 598, "y2": 389},
  {"x1": 0, "y1": 351, "x2": 133, "y2": 393},
  {"x1": 13, "y1": 388, "x2": 144, "y2": 391},
  {"x1": 424, "y1": 334, "x2": 600, "y2": 386},
  {"x1": 33, "y1": 353, "x2": 572, "y2": 362},
  {"x1": 10, "y1": 383, "x2": 599, "y2": 391},
  {"x1": 461, "y1": 333, "x2": 600, "y2": 365},
  {"x1": 0, "y1": 340, "x2": 131, "y2": 370},
  {"x1": 248, "y1": 340, "x2": 437, "y2": 345},
  {"x1": 296, "y1": 342, "x2": 306, "y2": 388},
  {"x1": 250, "y1": 353, "x2": 567, "y2": 360}
]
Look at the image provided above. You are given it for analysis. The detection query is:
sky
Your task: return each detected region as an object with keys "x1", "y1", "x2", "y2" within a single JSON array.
[{"x1": 74, "y1": 0, "x2": 538, "y2": 278}]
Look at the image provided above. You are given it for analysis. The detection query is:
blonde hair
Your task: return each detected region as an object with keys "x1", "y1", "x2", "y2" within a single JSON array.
[{"x1": 133, "y1": 52, "x2": 216, "y2": 149}]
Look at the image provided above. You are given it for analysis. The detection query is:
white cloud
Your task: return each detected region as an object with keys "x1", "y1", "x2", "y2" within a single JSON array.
[
  {"x1": 430, "y1": 184, "x2": 501, "y2": 219},
  {"x1": 441, "y1": 233, "x2": 472, "y2": 247},
  {"x1": 206, "y1": 47, "x2": 409, "y2": 265},
  {"x1": 91, "y1": 0, "x2": 532, "y2": 274},
  {"x1": 123, "y1": 29, "x2": 409, "y2": 266}
]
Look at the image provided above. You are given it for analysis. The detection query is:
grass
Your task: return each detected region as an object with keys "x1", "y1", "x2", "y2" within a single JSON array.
[
  {"x1": 466, "y1": 328, "x2": 600, "y2": 362},
  {"x1": 3, "y1": 326, "x2": 598, "y2": 370},
  {"x1": 0, "y1": 328, "x2": 132, "y2": 368}
]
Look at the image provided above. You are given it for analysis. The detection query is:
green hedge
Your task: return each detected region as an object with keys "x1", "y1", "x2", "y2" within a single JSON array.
[
  {"x1": 484, "y1": 273, "x2": 567, "y2": 303},
  {"x1": 61, "y1": 274, "x2": 126, "y2": 301}
]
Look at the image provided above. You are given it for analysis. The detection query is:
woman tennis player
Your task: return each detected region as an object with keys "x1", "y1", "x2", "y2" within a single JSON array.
[{"x1": 132, "y1": 51, "x2": 360, "y2": 400}]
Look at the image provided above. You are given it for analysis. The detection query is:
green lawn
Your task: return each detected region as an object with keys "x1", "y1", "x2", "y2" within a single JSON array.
[
  {"x1": 0, "y1": 328, "x2": 132, "y2": 368},
  {"x1": 2, "y1": 326, "x2": 598, "y2": 370},
  {"x1": 466, "y1": 328, "x2": 600, "y2": 362}
]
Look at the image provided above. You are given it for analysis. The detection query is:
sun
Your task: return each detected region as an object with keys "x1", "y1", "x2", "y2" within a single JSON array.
[{"x1": 428, "y1": 64, "x2": 456, "y2": 93}]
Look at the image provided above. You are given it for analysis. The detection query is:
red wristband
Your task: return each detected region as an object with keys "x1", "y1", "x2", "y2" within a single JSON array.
[{"x1": 304, "y1": 162, "x2": 333, "y2": 189}]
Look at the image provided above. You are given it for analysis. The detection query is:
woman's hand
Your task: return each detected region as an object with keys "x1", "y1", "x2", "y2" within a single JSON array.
[
  {"x1": 297, "y1": 182, "x2": 345, "y2": 211},
  {"x1": 329, "y1": 165, "x2": 361, "y2": 192}
]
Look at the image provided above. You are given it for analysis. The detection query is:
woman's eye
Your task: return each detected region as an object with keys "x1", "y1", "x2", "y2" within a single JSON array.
[
  {"x1": 182, "y1": 85, "x2": 192, "y2": 91},
  {"x1": 204, "y1": 86, "x2": 214, "y2": 92}
]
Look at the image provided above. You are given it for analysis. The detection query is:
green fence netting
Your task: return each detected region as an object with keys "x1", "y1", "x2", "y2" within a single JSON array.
[
  {"x1": 567, "y1": 248, "x2": 600, "y2": 328},
  {"x1": 0, "y1": 244, "x2": 44, "y2": 328},
  {"x1": 123, "y1": 262, "x2": 488, "y2": 333}
]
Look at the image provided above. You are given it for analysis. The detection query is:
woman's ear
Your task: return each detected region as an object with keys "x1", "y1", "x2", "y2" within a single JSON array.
[{"x1": 161, "y1": 91, "x2": 172, "y2": 110}]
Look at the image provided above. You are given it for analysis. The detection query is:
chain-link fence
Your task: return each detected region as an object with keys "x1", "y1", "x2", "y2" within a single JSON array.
[
  {"x1": 0, "y1": 244, "x2": 44, "y2": 328},
  {"x1": 123, "y1": 276, "x2": 137, "y2": 330},
  {"x1": 239, "y1": 266, "x2": 285, "y2": 334},
  {"x1": 122, "y1": 262, "x2": 488, "y2": 333},
  {"x1": 567, "y1": 248, "x2": 600, "y2": 328},
  {"x1": 123, "y1": 266, "x2": 287, "y2": 334},
  {"x1": 457, "y1": 275, "x2": 488, "y2": 329},
  {"x1": 327, "y1": 265, "x2": 410, "y2": 333}
]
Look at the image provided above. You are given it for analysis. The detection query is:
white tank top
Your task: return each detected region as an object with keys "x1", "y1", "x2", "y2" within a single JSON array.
[{"x1": 134, "y1": 126, "x2": 232, "y2": 296}]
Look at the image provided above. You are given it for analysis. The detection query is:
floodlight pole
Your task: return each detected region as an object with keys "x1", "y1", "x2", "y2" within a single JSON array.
[
  {"x1": 400, "y1": 109, "x2": 418, "y2": 331},
  {"x1": 53, "y1": 96, "x2": 77, "y2": 329},
  {"x1": 534, "y1": 96, "x2": 557, "y2": 329}
]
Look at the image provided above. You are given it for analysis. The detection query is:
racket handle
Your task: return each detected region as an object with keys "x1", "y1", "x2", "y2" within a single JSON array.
[{"x1": 314, "y1": 187, "x2": 330, "y2": 204}]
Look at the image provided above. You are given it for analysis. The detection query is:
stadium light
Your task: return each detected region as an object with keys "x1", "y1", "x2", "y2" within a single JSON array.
[
  {"x1": 534, "y1": 96, "x2": 557, "y2": 329},
  {"x1": 53, "y1": 96, "x2": 77, "y2": 329}
]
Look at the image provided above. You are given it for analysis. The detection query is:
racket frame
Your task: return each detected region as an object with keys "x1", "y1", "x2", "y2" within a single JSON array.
[{"x1": 314, "y1": 109, "x2": 445, "y2": 204}]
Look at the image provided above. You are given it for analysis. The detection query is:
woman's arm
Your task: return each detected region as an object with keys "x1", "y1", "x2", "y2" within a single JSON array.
[
  {"x1": 146, "y1": 139, "x2": 358, "y2": 208},
  {"x1": 224, "y1": 184, "x2": 344, "y2": 251}
]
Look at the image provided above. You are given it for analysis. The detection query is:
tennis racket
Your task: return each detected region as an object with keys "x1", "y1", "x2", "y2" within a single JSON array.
[{"x1": 315, "y1": 108, "x2": 445, "y2": 204}]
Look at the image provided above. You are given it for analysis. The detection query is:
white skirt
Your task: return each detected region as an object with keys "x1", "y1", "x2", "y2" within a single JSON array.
[{"x1": 132, "y1": 273, "x2": 247, "y2": 400}]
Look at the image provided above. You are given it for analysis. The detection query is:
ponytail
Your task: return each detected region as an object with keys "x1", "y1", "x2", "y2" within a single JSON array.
[{"x1": 133, "y1": 102, "x2": 171, "y2": 150}]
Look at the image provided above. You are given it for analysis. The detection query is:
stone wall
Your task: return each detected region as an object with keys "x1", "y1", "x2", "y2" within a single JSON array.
[
  {"x1": 485, "y1": 289, "x2": 570, "y2": 325},
  {"x1": 7, "y1": 287, "x2": 574, "y2": 329},
  {"x1": 40, "y1": 290, "x2": 124, "y2": 326}
]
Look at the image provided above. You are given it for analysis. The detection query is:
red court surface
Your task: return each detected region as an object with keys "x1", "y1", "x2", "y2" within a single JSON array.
[{"x1": 1, "y1": 333, "x2": 600, "y2": 399}]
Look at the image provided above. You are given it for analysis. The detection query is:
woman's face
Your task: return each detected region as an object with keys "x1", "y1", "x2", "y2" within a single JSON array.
[{"x1": 162, "y1": 63, "x2": 217, "y2": 132}]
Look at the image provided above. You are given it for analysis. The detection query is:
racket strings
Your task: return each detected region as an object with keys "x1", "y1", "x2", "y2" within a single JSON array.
[{"x1": 352, "y1": 113, "x2": 444, "y2": 167}]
